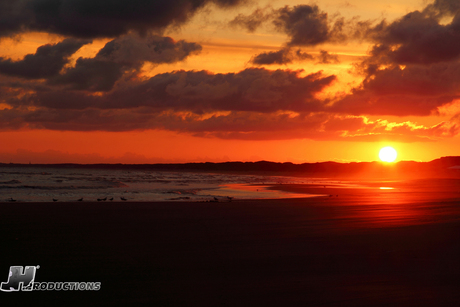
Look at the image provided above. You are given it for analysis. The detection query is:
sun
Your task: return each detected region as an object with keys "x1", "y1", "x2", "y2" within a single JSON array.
[{"x1": 379, "y1": 146, "x2": 397, "y2": 162}]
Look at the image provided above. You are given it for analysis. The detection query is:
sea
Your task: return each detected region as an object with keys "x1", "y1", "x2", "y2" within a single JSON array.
[{"x1": 0, "y1": 165, "x2": 330, "y2": 202}]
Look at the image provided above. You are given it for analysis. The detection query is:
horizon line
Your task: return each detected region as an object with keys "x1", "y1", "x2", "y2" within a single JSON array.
[{"x1": 1, "y1": 156, "x2": 458, "y2": 166}]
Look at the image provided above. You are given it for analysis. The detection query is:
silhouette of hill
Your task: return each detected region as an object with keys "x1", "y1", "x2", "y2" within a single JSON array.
[{"x1": 1, "y1": 156, "x2": 459, "y2": 179}]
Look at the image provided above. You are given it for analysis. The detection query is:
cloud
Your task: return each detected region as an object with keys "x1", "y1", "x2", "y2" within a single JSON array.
[
  {"x1": 250, "y1": 48, "x2": 294, "y2": 65},
  {"x1": 102, "y1": 68, "x2": 335, "y2": 113},
  {"x1": 357, "y1": 0, "x2": 460, "y2": 68},
  {"x1": 0, "y1": 0, "x2": 247, "y2": 38},
  {"x1": 331, "y1": 89, "x2": 459, "y2": 117},
  {"x1": 0, "y1": 107, "x2": 25, "y2": 130},
  {"x1": 235, "y1": 4, "x2": 364, "y2": 66},
  {"x1": 237, "y1": 1, "x2": 460, "y2": 66},
  {"x1": 366, "y1": 12, "x2": 460, "y2": 66},
  {"x1": 30, "y1": 68, "x2": 336, "y2": 112},
  {"x1": 48, "y1": 33, "x2": 202, "y2": 91},
  {"x1": 231, "y1": 4, "x2": 370, "y2": 47},
  {"x1": 48, "y1": 58, "x2": 125, "y2": 92},
  {"x1": 422, "y1": 0, "x2": 459, "y2": 15},
  {"x1": 229, "y1": 7, "x2": 271, "y2": 32},
  {"x1": 1, "y1": 65, "x2": 337, "y2": 118},
  {"x1": 316, "y1": 50, "x2": 339, "y2": 64},
  {"x1": 274, "y1": 5, "x2": 330, "y2": 46},
  {"x1": 1, "y1": 106, "x2": 455, "y2": 142},
  {"x1": 250, "y1": 48, "x2": 315, "y2": 65},
  {"x1": 96, "y1": 34, "x2": 202, "y2": 66},
  {"x1": 230, "y1": 5, "x2": 331, "y2": 45},
  {"x1": 0, "y1": 38, "x2": 90, "y2": 79},
  {"x1": 0, "y1": 33, "x2": 203, "y2": 95},
  {"x1": 336, "y1": 0, "x2": 460, "y2": 117},
  {"x1": 250, "y1": 48, "x2": 339, "y2": 66}
]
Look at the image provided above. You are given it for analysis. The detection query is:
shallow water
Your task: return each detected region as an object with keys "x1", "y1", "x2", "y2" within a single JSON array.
[
  {"x1": 3, "y1": 165, "x2": 459, "y2": 204},
  {"x1": 0, "y1": 165, "x2": 334, "y2": 202}
]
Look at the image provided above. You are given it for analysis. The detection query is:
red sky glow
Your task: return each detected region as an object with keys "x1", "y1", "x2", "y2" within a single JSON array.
[{"x1": 0, "y1": 0, "x2": 459, "y2": 163}]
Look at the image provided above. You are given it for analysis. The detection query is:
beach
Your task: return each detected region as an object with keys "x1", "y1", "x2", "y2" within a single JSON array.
[{"x1": 1, "y1": 188, "x2": 460, "y2": 306}]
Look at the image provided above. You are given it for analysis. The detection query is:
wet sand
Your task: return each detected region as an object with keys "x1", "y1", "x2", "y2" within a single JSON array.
[{"x1": 1, "y1": 190, "x2": 460, "y2": 306}]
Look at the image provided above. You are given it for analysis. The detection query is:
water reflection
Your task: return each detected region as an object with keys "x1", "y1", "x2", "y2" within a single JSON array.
[
  {"x1": 269, "y1": 179, "x2": 460, "y2": 229},
  {"x1": 334, "y1": 180, "x2": 460, "y2": 228},
  {"x1": 219, "y1": 183, "x2": 327, "y2": 199}
]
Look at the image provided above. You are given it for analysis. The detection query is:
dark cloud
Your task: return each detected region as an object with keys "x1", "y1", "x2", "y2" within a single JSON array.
[
  {"x1": 274, "y1": 5, "x2": 330, "y2": 46},
  {"x1": 6, "y1": 107, "x2": 297, "y2": 134},
  {"x1": 2, "y1": 62, "x2": 453, "y2": 142},
  {"x1": 250, "y1": 48, "x2": 315, "y2": 65},
  {"x1": 48, "y1": 34, "x2": 202, "y2": 91},
  {"x1": 275, "y1": 5, "x2": 372, "y2": 46},
  {"x1": 0, "y1": 1, "x2": 34, "y2": 38},
  {"x1": 362, "y1": 63, "x2": 460, "y2": 98},
  {"x1": 331, "y1": 92, "x2": 455, "y2": 117},
  {"x1": 231, "y1": 5, "x2": 331, "y2": 45},
  {"x1": 426, "y1": 0, "x2": 460, "y2": 17},
  {"x1": 237, "y1": 1, "x2": 458, "y2": 67},
  {"x1": 250, "y1": 48, "x2": 293, "y2": 65},
  {"x1": 1, "y1": 106, "x2": 454, "y2": 142},
  {"x1": 36, "y1": 68, "x2": 336, "y2": 112},
  {"x1": 355, "y1": 0, "x2": 460, "y2": 75},
  {"x1": 229, "y1": 7, "x2": 271, "y2": 32},
  {"x1": 339, "y1": 0, "x2": 460, "y2": 117},
  {"x1": 366, "y1": 11, "x2": 460, "y2": 65},
  {"x1": 0, "y1": 0, "x2": 246, "y2": 38},
  {"x1": 332, "y1": 62, "x2": 460, "y2": 116},
  {"x1": 0, "y1": 38, "x2": 90, "y2": 79},
  {"x1": 295, "y1": 49, "x2": 315, "y2": 61},
  {"x1": 170, "y1": 114, "x2": 456, "y2": 141},
  {"x1": 96, "y1": 34, "x2": 202, "y2": 66},
  {"x1": 316, "y1": 50, "x2": 339, "y2": 64},
  {"x1": 230, "y1": 4, "x2": 369, "y2": 47},
  {"x1": 101, "y1": 68, "x2": 336, "y2": 113},
  {"x1": 0, "y1": 107, "x2": 26, "y2": 130},
  {"x1": 22, "y1": 90, "x2": 100, "y2": 110},
  {"x1": 250, "y1": 48, "x2": 338, "y2": 66},
  {"x1": 48, "y1": 58, "x2": 125, "y2": 92}
]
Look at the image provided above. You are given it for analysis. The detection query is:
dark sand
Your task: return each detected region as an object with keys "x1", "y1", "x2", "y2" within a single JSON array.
[{"x1": 1, "y1": 187, "x2": 460, "y2": 306}]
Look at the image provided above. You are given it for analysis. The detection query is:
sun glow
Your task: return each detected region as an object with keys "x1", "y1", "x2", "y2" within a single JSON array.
[{"x1": 379, "y1": 146, "x2": 397, "y2": 162}]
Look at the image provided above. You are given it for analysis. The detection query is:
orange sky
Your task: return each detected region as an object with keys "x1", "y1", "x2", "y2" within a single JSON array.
[{"x1": 0, "y1": 0, "x2": 459, "y2": 163}]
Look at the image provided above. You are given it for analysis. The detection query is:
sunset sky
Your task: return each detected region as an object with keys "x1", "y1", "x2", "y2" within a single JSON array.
[{"x1": 0, "y1": 0, "x2": 459, "y2": 163}]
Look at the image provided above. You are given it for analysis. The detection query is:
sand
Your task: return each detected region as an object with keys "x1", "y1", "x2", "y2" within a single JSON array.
[{"x1": 1, "y1": 191, "x2": 460, "y2": 306}]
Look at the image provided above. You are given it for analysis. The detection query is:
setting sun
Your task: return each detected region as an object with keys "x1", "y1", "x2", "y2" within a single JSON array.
[{"x1": 379, "y1": 146, "x2": 397, "y2": 163}]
